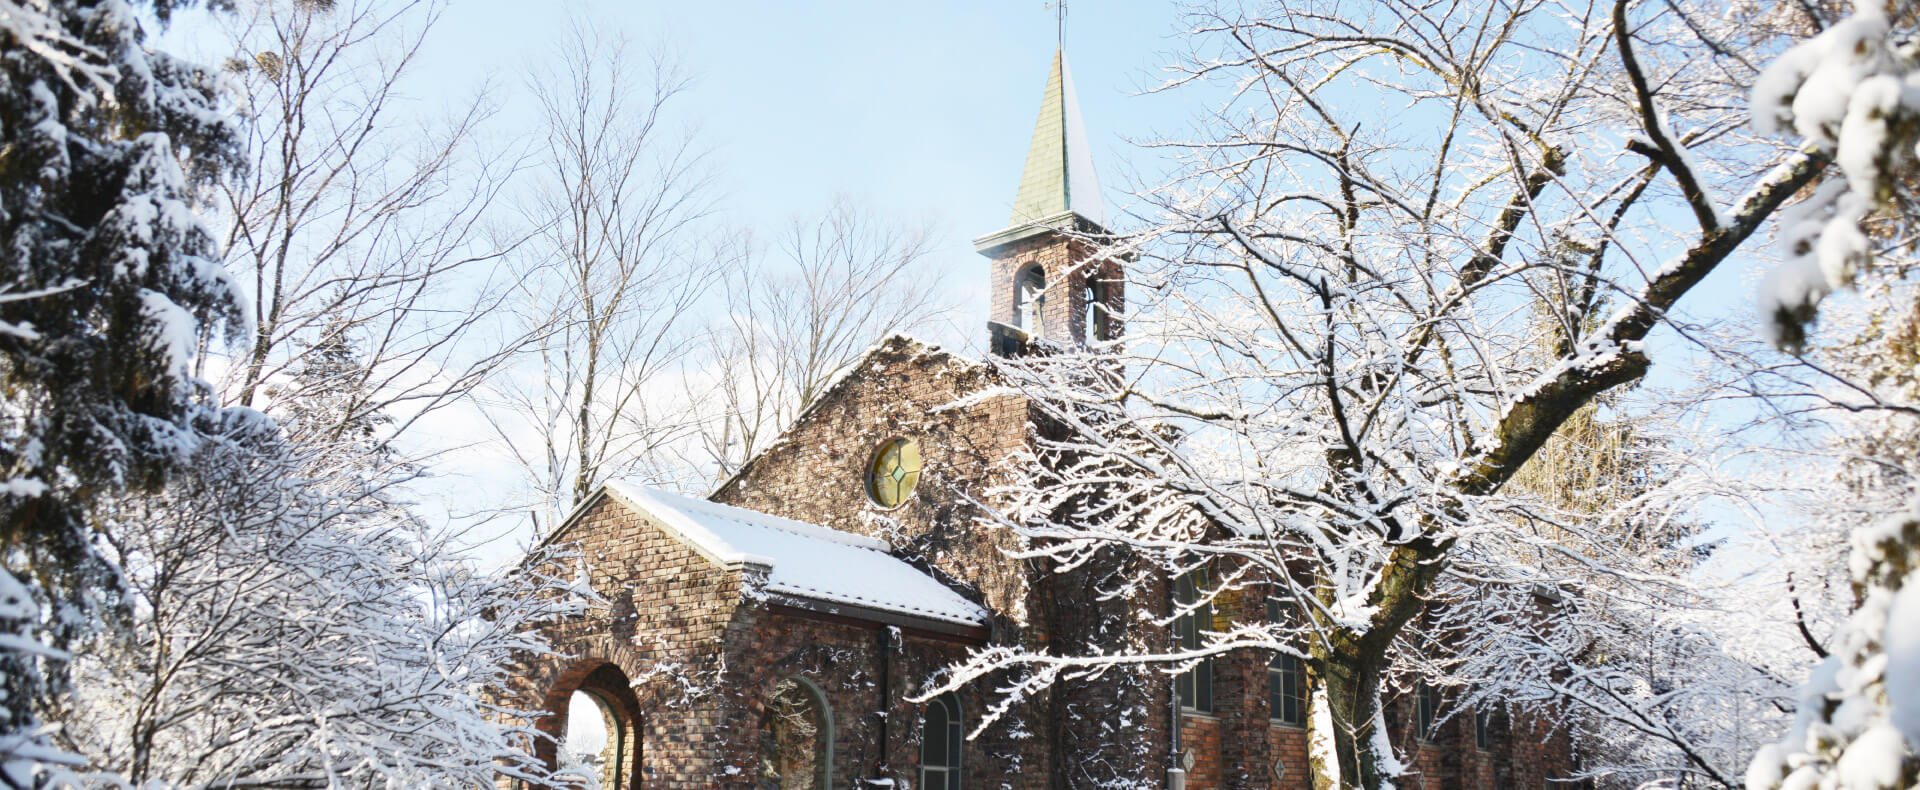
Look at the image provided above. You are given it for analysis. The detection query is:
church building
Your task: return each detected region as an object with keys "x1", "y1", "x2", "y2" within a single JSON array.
[{"x1": 508, "y1": 48, "x2": 1578, "y2": 790}]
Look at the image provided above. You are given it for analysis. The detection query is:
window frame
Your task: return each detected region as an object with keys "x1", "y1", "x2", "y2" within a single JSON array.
[
  {"x1": 1173, "y1": 570, "x2": 1215, "y2": 714},
  {"x1": 760, "y1": 676, "x2": 834, "y2": 790},
  {"x1": 1474, "y1": 707, "x2": 1493, "y2": 752},
  {"x1": 920, "y1": 692, "x2": 963, "y2": 790},
  {"x1": 1264, "y1": 598, "x2": 1307, "y2": 727},
  {"x1": 1013, "y1": 265, "x2": 1047, "y2": 336},
  {"x1": 1083, "y1": 280, "x2": 1109, "y2": 343},
  {"x1": 1415, "y1": 683, "x2": 1441, "y2": 744},
  {"x1": 865, "y1": 437, "x2": 923, "y2": 509}
]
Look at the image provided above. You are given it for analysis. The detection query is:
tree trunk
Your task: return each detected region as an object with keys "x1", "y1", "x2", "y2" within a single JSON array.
[{"x1": 1311, "y1": 638, "x2": 1395, "y2": 790}]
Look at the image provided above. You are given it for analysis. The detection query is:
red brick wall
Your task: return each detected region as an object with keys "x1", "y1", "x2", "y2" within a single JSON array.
[
  {"x1": 1267, "y1": 722, "x2": 1311, "y2": 788},
  {"x1": 508, "y1": 262, "x2": 1579, "y2": 789},
  {"x1": 1165, "y1": 577, "x2": 1581, "y2": 790},
  {"x1": 714, "y1": 333, "x2": 1173, "y2": 787},
  {"x1": 507, "y1": 492, "x2": 750, "y2": 788}
]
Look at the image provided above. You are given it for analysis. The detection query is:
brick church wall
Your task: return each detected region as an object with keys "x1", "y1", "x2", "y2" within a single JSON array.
[
  {"x1": 714, "y1": 330, "x2": 1175, "y2": 788},
  {"x1": 713, "y1": 335, "x2": 1036, "y2": 627},
  {"x1": 505, "y1": 492, "x2": 751, "y2": 787},
  {"x1": 507, "y1": 227, "x2": 1581, "y2": 789}
]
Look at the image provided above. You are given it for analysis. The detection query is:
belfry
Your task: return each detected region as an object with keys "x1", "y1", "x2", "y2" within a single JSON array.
[{"x1": 976, "y1": 48, "x2": 1122, "y2": 355}]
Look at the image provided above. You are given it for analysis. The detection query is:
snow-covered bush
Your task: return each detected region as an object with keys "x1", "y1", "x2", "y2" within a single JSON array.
[{"x1": 50, "y1": 407, "x2": 591, "y2": 788}]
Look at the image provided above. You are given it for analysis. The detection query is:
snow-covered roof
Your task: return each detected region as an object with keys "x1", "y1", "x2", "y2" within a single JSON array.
[{"x1": 604, "y1": 483, "x2": 989, "y2": 629}]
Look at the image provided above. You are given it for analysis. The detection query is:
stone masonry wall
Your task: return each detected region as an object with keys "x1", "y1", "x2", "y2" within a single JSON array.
[
  {"x1": 985, "y1": 230, "x2": 1125, "y2": 348},
  {"x1": 509, "y1": 492, "x2": 748, "y2": 788},
  {"x1": 713, "y1": 335, "x2": 1035, "y2": 627}
]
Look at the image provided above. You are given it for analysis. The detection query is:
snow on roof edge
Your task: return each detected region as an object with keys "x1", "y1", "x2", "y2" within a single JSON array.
[
  {"x1": 603, "y1": 483, "x2": 777, "y2": 568},
  {"x1": 609, "y1": 482, "x2": 891, "y2": 554},
  {"x1": 606, "y1": 482, "x2": 988, "y2": 627}
]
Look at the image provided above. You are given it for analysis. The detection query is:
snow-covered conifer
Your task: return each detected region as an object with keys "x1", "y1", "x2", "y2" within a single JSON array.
[{"x1": 0, "y1": 0, "x2": 246, "y2": 779}]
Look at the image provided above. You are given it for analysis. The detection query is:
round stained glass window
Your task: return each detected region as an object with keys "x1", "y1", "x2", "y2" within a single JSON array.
[{"x1": 867, "y1": 437, "x2": 922, "y2": 508}]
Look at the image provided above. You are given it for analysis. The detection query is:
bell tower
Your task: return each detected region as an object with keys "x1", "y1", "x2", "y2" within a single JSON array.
[{"x1": 973, "y1": 48, "x2": 1120, "y2": 356}]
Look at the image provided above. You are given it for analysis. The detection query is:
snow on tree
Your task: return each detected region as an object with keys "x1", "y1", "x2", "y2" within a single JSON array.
[
  {"x1": 48, "y1": 337, "x2": 593, "y2": 788},
  {"x1": 1742, "y1": 4, "x2": 1920, "y2": 786},
  {"x1": 0, "y1": 0, "x2": 246, "y2": 781},
  {"x1": 1751, "y1": 0, "x2": 1920, "y2": 353},
  {"x1": 916, "y1": 1, "x2": 1836, "y2": 787}
]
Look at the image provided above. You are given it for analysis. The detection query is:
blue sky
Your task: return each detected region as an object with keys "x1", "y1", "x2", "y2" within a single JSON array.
[
  {"x1": 154, "y1": 0, "x2": 1813, "y2": 562},
  {"x1": 417, "y1": 0, "x2": 1197, "y2": 350}
]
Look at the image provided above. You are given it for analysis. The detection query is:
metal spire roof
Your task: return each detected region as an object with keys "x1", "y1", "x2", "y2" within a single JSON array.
[
  {"x1": 975, "y1": 48, "x2": 1107, "y2": 254},
  {"x1": 1009, "y1": 49, "x2": 1105, "y2": 229}
]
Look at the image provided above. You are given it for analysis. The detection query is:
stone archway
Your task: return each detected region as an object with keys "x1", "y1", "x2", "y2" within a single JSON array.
[{"x1": 541, "y1": 661, "x2": 644, "y2": 789}]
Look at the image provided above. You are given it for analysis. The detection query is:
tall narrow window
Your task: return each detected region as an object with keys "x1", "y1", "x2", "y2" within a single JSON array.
[
  {"x1": 759, "y1": 678, "x2": 831, "y2": 789},
  {"x1": 1474, "y1": 707, "x2": 1492, "y2": 751},
  {"x1": 1173, "y1": 570, "x2": 1214, "y2": 713},
  {"x1": 921, "y1": 693, "x2": 963, "y2": 790},
  {"x1": 1265, "y1": 598, "x2": 1306, "y2": 726},
  {"x1": 1416, "y1": 684, "x2": 1441, "y2": 743},
  {"x1": 1014, "y1": 266, "x2": 1046, "y2": 336},
  {"x1": 1083, "y1": 281, "x2": 1109, "y2": 343}
]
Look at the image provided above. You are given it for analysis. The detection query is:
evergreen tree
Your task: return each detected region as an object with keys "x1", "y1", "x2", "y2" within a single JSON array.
[{"x1": 0, "y1": 0, "x2": 247, "y2": 776}]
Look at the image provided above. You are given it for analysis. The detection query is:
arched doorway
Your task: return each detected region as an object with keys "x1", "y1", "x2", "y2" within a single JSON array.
[
  {"x1": 546, "y1": 662, "x2": 642, "y2": 790},
  {"x1": 757, "y1": 677, "x2": 832, "y2": 789}
]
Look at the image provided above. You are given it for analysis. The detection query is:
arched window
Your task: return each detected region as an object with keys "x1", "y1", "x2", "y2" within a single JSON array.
[
  {"x1": 759, "y1": 677, "x2": 832, "y2": 790},
  {"x1": 551, "y1": 663, "x2": 639, "y2": 790},
  {"x1": 1013, "y1": 266, "x2": 1046, "y2": 337},
  {"x1": 921, "y1": 693, "x2": 963, "y2": 790}
]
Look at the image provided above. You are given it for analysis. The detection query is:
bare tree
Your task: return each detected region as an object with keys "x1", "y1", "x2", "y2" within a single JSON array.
[
  {"x1": 697, "y1": 199, "x2": 951, "y2": 480},
  {"x1": 919, "y1": 1, "x2": 1836, "y2": 787},
  {"x1": 487, "y1": 25, "x2": 715, "y2": 529},
  {"x1": 213, "y1": 0, "x2": 527, "y2": 442}
]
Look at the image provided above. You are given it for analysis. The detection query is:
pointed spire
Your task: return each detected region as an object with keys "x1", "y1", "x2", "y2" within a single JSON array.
[
  {"x1": 976, "y1": 48, "x2": 1107, "y2": 255},
  {"x1": 1008, "y1": 49, "x2": 1105, "y2": 229}
]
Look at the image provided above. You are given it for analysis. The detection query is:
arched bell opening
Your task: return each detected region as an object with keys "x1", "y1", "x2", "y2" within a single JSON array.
[{"x1": 1013, "y1": 264, "x2": 1047, "y2": 337}]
